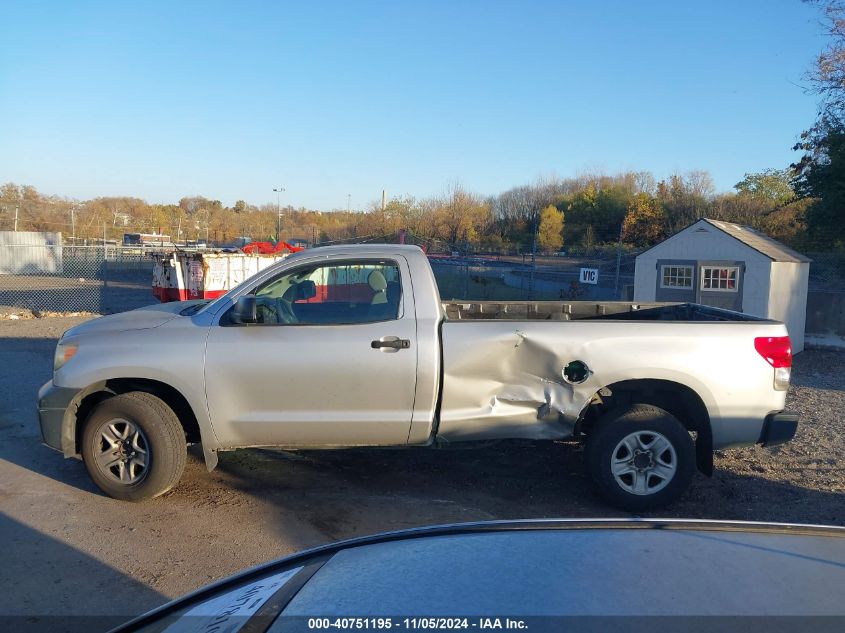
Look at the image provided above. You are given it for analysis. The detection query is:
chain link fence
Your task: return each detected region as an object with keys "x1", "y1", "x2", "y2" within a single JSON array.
[
  {"x1": 1, "y1": 241, "x2": 843, "y2": 316},
  {"x1": 429, "y1": 251, "x2": 639, "y2": 302},
  {"x1": 0, "y1": 243, "x2": 640, "y2": 313},
  {"x1": 806, "y1": 251, "x2": 845, "y2": 292},
  {"x1": 0, "y1": 244, "x2": 160, "y2": 314}
]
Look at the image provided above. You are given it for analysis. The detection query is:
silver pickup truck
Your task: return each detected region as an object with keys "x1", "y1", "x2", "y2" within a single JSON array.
[{"x1": 37, "y1": 244, "x2": 798, "y2": 510}]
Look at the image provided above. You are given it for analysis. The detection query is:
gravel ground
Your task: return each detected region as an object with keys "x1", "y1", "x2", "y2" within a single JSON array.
[{"x1": 0, "y1": 315, "x2": 843, "y2": 630}]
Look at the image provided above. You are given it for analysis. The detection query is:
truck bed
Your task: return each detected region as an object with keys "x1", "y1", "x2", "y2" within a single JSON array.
[{"x1": 441, "y1": 301, "x2": 767, "y2": 322}]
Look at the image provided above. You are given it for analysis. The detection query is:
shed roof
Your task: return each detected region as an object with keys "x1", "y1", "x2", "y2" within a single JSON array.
[
  {"x1": 637, "y1": 219, "x2": 811, "y2": 263},
  {"x1": 699, "y1": 219, "x2": 811, "y2": 263}
]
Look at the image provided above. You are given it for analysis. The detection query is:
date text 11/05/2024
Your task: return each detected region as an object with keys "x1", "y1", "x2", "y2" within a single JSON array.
[{"x1": 306, "y1": 618, "x2": 528, "y2": 630}]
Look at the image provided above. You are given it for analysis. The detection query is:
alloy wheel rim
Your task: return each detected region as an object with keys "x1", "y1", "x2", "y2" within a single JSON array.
[
  {"x1": 610, "y1": 430, "x2": 677, "y2": 496},
  {"x1": 93, "y1": 418, "x2": 149, "y2": 485}
]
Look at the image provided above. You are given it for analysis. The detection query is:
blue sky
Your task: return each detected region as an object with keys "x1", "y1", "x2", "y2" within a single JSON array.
[{"x1": 0, "y1": 0, "x2": 827, "y2": 209}]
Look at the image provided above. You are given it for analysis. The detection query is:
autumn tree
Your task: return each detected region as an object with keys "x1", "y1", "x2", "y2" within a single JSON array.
[
  {"x1": 179, "y1": 196, "x2": 222, "y2": 215},
  {"x1": 431, "y1": 184, "x2": 492, "y2": 249},
  {"x1": 657, "y1": 172, "x2": 714, "y2": 234},
  {"x1": 537, "y1": 205, "x2": 564, "y2": 252},
  {"x1": 622, "y1": 193, "x2": 666, "y2": 247}
]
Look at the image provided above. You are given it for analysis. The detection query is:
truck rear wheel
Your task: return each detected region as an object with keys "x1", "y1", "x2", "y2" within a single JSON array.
[
  {"x1": 586, "y1": 404, "x2": 695, "y2": 511},
  {"x1": 81, "y1": 392, "x2": 187, "y2": 501}
]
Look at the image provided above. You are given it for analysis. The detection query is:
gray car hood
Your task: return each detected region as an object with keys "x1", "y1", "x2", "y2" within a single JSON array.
[{"x1": 62, "y1": 300, "x2": 208, "y2": 338}]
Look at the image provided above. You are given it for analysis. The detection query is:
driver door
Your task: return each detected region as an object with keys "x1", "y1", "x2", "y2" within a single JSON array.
[{"x1": 204, "y1": 257, "x2": 418, "y2": 448}]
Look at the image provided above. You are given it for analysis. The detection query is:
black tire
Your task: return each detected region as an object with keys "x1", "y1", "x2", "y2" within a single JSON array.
[
  {"x1": 81, "y1": 391, "x2": 187, "y2": 501},
  {"x1": 586, "y1": 404, "x2": 695, "y2": 512}
]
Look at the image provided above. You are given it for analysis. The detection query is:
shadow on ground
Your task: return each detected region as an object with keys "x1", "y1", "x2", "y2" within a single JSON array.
[
  {"x1": 205, "y1": 439, "x2": 845, "y2": 543},
  {"x1": 0, "y1": 513, "x2": 166, "y2": 633}
]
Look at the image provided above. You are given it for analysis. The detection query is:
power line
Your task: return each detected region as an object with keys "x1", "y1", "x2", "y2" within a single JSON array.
[{"x1": 314, "y1": 233, "x2": 387, "y2": 246}]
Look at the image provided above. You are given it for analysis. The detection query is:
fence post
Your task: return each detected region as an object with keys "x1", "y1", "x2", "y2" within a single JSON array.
[
  {"x1": 520, "y1": 253, "x2": 526, "y2": 298},
  {"x1": 102, "y1": 246, "x2": 109, "y2": 314},
  {"x1": 613, "y1": 222, "x2": 623, "y2": 299},
  {"x1": 528, "y1": 216, "x2": 537, "y2": 301}
]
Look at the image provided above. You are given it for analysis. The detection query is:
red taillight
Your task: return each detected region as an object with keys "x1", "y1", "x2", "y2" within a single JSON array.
[{"x1": 754, "y1": 336, "x2": 792, "y2": 368}]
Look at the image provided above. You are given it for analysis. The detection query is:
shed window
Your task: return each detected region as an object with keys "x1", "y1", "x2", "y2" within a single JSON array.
[
  {"x1": 660, "y1": 265, "x2": 693, "y2": 289},
  {"x1": 700, "y1": 266, "x2": 739, "y2": 292}
]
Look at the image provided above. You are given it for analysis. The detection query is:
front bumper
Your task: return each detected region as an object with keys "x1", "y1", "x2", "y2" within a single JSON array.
[
  {"x1": 37, "y1": 380, "x2": 80, "y2": 453},
  {"x1": 757, "y1": 412, "x2": 799, "y2": 448}
]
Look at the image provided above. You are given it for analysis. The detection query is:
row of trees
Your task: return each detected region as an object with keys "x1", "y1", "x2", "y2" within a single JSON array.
[{"x1": 0, "y1": 166, "x2": 817, "y2": 253}]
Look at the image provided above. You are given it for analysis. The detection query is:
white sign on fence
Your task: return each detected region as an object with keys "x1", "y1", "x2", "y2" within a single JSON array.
[{"x1": 579, "y1": 268, "x2": 599, "y2": 285}]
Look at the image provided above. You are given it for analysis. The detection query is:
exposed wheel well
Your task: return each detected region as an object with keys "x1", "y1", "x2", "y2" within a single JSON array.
[
  {"x1": 578, "y1": 379, "x2": 713, "y2": 476},
  {"x1": 74, "y1": 379, "x2": 202, "y2": 453}
]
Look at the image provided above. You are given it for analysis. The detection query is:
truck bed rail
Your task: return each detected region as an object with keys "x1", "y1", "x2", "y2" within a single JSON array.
[{"x1": 441, "y1": 301, "x2": 766, "y2": 322}]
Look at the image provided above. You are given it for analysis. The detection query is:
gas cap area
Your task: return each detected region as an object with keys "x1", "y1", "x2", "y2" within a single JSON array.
[{"x1": 563, "y1": 360, "x2": 591, "y2": 384}]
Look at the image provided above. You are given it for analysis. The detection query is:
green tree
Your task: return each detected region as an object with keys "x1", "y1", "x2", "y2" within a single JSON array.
[
  {"x1": 793, "y1": 118, "x2": 845, "y2": 247},
  {"x1": 791, "y1": 1, "x2": 845, "y2": 247},
  {"x1": 734, "y1": 169, "x2": 795, "y2": 205},
  {"x1": 537, "y1": 205, "x2": 564, "y2": 252}
]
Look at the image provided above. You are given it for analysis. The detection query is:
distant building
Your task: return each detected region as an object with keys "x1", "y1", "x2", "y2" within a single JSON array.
[
  {"x1": 123, "y1": 233, "x2": 173, "y2": 247},
  {"x1": 0, "y1": 231, "x2": 63, "y2": 274},
  {"x1": 634, "y1": 218, "x2": 811, "y2": 352},
  {"x1": 229, "y1": 236, "x2": 253, "y2": 248}
]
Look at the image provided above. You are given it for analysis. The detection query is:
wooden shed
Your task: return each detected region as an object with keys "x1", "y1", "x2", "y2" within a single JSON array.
[{"x1": 633, "y1": 218, "x2": 811, "y2": 352}]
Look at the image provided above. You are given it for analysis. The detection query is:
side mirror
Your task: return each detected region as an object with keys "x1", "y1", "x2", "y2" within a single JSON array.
[{"x1": 231, "y1": 296, "x2": 258, "y2": 324}]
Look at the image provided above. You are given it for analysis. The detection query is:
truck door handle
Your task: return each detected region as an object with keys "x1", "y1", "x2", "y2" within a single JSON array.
[{"x1": 371, "y1": 338, "x2": 410, "y2": 350}]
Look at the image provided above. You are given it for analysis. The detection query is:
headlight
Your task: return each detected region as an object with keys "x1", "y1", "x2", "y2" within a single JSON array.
[{"x1": 54, "y1": 342, "x2": 78, "y2": 371}]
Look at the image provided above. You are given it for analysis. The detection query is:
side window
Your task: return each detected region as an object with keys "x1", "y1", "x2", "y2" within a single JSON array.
[
  {"x1": 234, "y1": 260, "x2": 402, "y2": 325},
  {"x1": 700, "y1": 266, "x2": 739, "y2": 292},
  {"x1": 660, "y1": 265, "x2": 693, "y2": 289}
]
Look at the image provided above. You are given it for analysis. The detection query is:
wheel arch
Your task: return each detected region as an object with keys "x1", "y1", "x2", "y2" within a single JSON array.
[
  {"x1": 70, "y1": 378, "x2": 203, "y2": 458},
  {"x1": 579, "y1": 378, "x2": 713, "y2": 476}
]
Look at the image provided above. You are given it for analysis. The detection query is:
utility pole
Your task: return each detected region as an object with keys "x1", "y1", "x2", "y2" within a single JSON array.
[
  {"x1": 14, "y1": 206, "x2": 19, "y2": 232},
  {"x1": 273, "y1": 187, "x2": 285, "y2": 242},
  {"x1": 70, "y1": 205, "x2": 76, "y2": 242},
  {"x1": 381, "y1": 190, "x2": 386, "y2": 212},
  {"x1": 347, "y1": 193, "x2": 351, "y2": 213}
]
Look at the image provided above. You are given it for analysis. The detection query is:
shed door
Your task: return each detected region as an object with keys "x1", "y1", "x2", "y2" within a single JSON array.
[
  {"x1": 655, "y1": 260, "x2": 697, "y2": 303},
  {"x1": 695, "y1": 261, "x2": 744, "y2": 312}
]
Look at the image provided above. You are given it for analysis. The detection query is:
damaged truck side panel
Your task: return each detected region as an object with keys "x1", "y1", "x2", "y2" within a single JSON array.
[
  {"x1": 436, "y1": 320, "x2": 784, "y2": 450},
  {"x1": 38, "y1": 244, "x2": 799, "y2": 509}
]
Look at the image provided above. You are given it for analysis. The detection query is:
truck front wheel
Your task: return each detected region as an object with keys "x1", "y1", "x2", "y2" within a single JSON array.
[
  {"x1": 586, "y1": 404, "x2": 695, "y2": 511},
  {"x1": 81, "y1": 391, "x2": 187, "y2": 501}
]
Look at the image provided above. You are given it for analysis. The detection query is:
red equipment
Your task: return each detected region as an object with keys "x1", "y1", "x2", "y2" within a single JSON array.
[{"x1": 242, "y1": 240, "x2": 305, "y2": 255}]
